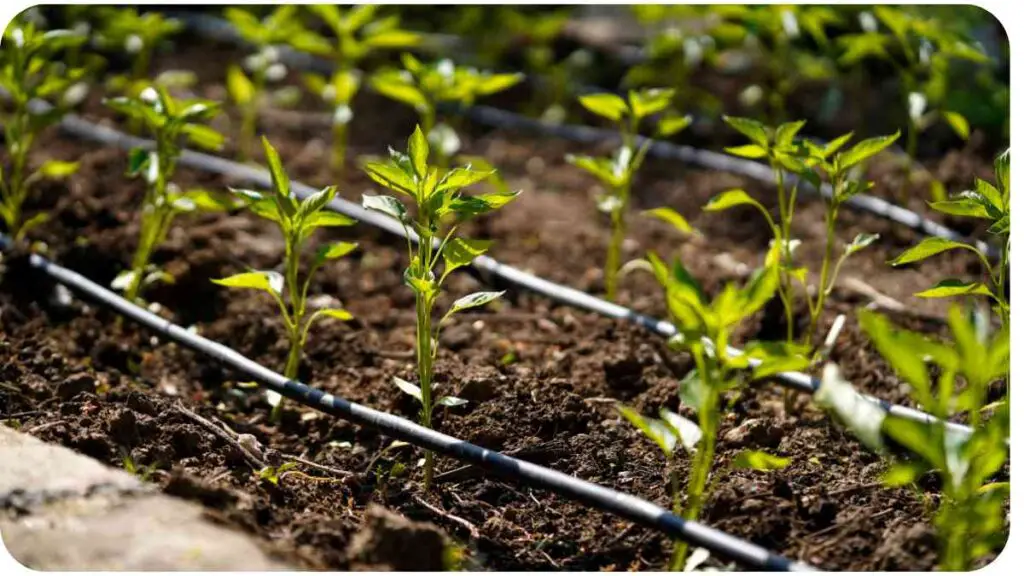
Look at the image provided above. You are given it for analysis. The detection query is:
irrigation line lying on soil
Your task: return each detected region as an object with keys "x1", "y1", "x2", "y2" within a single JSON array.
[
  {"x1": 172, "y1": 11, "x2": 995, "y2": 260},
  {"x1": 1, "y1": 242, "x2": 813, "y2": 572},
  {"x1": 45, "y1": 109, "x2": 977, "y2": 444}
]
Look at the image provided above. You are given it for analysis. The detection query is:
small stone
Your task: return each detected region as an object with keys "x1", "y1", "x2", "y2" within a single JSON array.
[{"x1": 57, "y1": 373, "x2": 95, "y2": 400}]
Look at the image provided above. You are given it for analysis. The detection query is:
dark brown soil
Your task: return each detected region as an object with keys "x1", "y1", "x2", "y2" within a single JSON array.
[{"x1": 1, "y1": 34, "x2": 1002, "y2": 571}]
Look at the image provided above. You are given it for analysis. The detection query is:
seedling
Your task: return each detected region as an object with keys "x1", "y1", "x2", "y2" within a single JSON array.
[
  {"x1": 224, "y1": 6, "x2": 305, "y2": 160},
  {"x1": 1, "y1": 22, "x2": 87, "y2": 240},
  {"x1": 621, "y1": 252, "x2": 792, "y2": 568},
  {"x1": 838, "y1": 6, "x2": 988, "y2": 203},
  {"x1": 567, "y1": 89, "x2": 692, "y2": 301},
  {"x1": 823, "y1": 305, "x2": 1008, "y2": 570},
  {"x1": 104, "y1": 86, "x2": 228, "y2": 304},
  {"x1": 371, "y1": 54, "x2": 523, "y2": 167},
  {"x1": 891, "y1": 149, "x2": 1009, "y2": 325},
  {"x1": 213, "y1": 137, "x2": 358, "y2": 421},
  {"x1": 290, "y1": 5, "x2": 420, "y2": 172},
  {"x1": 362, "y1": 125, "x2": 519, "y2": 489}
]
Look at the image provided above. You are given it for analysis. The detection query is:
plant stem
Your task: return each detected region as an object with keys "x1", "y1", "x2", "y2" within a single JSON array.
[
  {"x1": 605, "y1": 202, "x2": 626, "y2": 302},
  {"x1": 667, "y1": 466, "x2": 687, "y2": 571},
  {"x1": 331, "y1": 121, "x2": 349, "y2": 175},
  {"x1": 774, "y1": 166, "x2": 795, "y2": 344},
  {"x1": 414, "y1": 218, "x2": 437, "y2": 490},
  {"x1": 809, "y1": 204, "x2": 838, "y2": 347}
]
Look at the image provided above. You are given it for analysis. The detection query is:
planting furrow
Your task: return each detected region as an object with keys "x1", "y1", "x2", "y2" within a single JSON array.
[
  {"x1": 45, "y1": 108, "x2": 978, "y2": 443},
  {"x1": 170, "y1": 11, "x2": 995, "y2": 260},
  {"x1": 1, "y1": 239, "x2": 814, "y2": 572}
]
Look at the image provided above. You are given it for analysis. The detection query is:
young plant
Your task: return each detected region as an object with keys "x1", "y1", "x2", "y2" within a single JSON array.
[
  {"x1": 96, "y1": 9, "x2": 182, "y2": 94},
  {"x1": 361, "y1": 126, "x2": 519, "y2": 489},
  {"x1": 620, "y1": 252, "x2": 793, "y2": 568},
  {"x1": 566, "y1": 89, "x2": 692, "y2": 301},
  {"x1": 213, "y1": 137, "x2": 358, "y2": 421},
  {"x1": 890, "y1": 149, "x2": 1009, "y2": 326},
  {"x1": 821, "y1": 305, "x2": 1008, "y2": 570},
  {"x1": 370, "y1": 54, "x2": 523, "y2": 167},
  {"x1": 289, "y1": 5, "x2": 420, "y2": 172},
  {"x1": 795, "y1": 130, "x2": 900, "y2": 345},
  {"x1": 224, "y1": 6, "x2": 305, "y2": 161},
  {"x1": 838, "y1": 7, "x2": 989, "y2": 203},
  {"x1": 104, "y1": 86, "x2": 228, "y2": 304},
  {"x1": 1, "y1": 22, "x2": 87, "y2": 240}
]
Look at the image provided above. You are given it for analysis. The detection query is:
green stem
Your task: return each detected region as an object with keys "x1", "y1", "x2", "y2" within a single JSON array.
[
  {"x1": 809, "y1": 204, "x2": 838, "y2": 347},
  {"x1": 331, "y1": 121, "x2": 349, "y2": 175},
  {"x1": 605, "y1": 203, "x2": 626, "y2": 302},
  {"x1": 414, "y1": 217, "x2": 436, "y2": 490},
  {"x1": 774, "y1": 166, "x2": 795, "y2": 344}
]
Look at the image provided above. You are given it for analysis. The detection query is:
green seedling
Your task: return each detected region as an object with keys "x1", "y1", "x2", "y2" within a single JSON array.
[
  {"x1": 796, "y1": 130, "x2": 900, "y2": 345},
  {"x1": 621, "y1": 252, "x2": 792, "y2": 568},
  {"x1": 371, "y1": 54, "x2": 523, "y2": 167},
  {"x1": 362, "y1": 125, "x2": 519, "y2": 489},
  {"x1": 95, "y1": 8, "x2": 182, "y2": 95},
  {"x1": 891, "y1": 149, "x2": 1009, "y2": 325},
  {"x1": 290, "y1": 5, "x2": 420, "y2": 172},
  {"x1": 258, "y1": 461, "x2": 298, "y2": 485},
  {"x1": 224, "y1": 6, "x2": 305, "y2": 161},
  {"x1": 1, "y1": 22, "x2": 87, "y2": 240},
  {"x1": 820, "y1": 305, "x2": 1007, "y2": 570},
  {"x1": 567, "y1": 89, "x2": 692, "y2": 301},
  {"x1": 838, "y1": 6, "x2": 989, "y2": 203},
  {"x1": 213, "y1": 137, "x2": 358, "y2": 421},
  {"x1": 104, "y1": 86, "x2": 228, "y2": 304}
]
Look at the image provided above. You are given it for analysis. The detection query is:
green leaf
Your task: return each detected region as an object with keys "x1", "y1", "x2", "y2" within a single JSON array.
[
  {"x1": 362, "y1": 194, "x2": 408, "y2": 222},
  {"x1": 822, "y1": 132, "x2": 854, "y2": 157},
  {"x1": 393, "y1": 376, "x2": 423, "y2": 404},
  {"x1": 890, "y1": 237, "x2": 975, "y2": 266},
  {"x1": 882, "y1": 417, "x2": 944, "y2": 469},
  {"x1": 261, "y1": 136, "x2": 290, "y2": 196},
  {"x1": 447, "y1": 191, "x2": 520, "y2": 220},
  {"x1": 732, "y1": 450, "x2": 790, "y2": 471},
  {"x1": 677, "y1": 369, "x2": 709, "y2": 413},
  {"x1": 774, "y1": 120, "x2": 806, "y2": 147},
  {"x1": 657, "y1": 114, "x2": 692, "y2": 137},
  {"x1": 973, "y1": 179, "x2": 1004, "y2": 213},
  {"x1": 722, "y1": 115, "x2": 769, "y2": 147},
  {"x1": 475, "y1": 72, "x2": 524, "y2": 96},
  {"x1": 364, "y1": 162, "x2": 417, "y2": 197},
  {"x1": 704, "y1": 189, "x2": 762, "y2": 212},
  {"x1": 857, "y1": 310, "x2": 932, "y2": 396},
  {"x1": 627, "y1": 88, "x2": 674, "y2": 118},
  {"x1": 578, "y1": 93, "x2": 628, "y2": 122},
  {"x1": 915, "y1": 279, "x2": 994, "y2": 299},
  {"x1": 929, "y1": 198, "x2": 991, "y2": 219},
  {"x1": 182, "y1": 124, "x2": 225, "y2": 151},
  {"x1": 38, "y1": 160, "x2": 79, "y2": 178},
  {"x1": 442, "y1": 238, "x2": 491, "y2": 277},
  {"x1": 315, "y1": 241, "x2": 359, "y2": 264},
  {"x1": 617, "y1": 405, "x2": 676, "y2": 458},
  {"x1": 436, "y1": 167, "x2": 495, "y2": 194},
  {"x1": 316, "y1": 308, "x2": 354, "y2": 321},
  {"x1": 446, "y1": 291, "x2": 504, "y2": 317},
  {"x1": 739, "y1": 266, "x2": 779, "y2": 317},
  {"x1": 752, "y1": 355, "x2": 809, "y2": 380},
  {"x1": 408, "y1": 125, "x2": 429, "y2": 179},
  {"x1": 942, "y1": 111, "x2": 970, "y2": 140},
  {"x1": 844, "y1": 233, "x2": 879, "y2": 256},
  {"x1": 837, "y1": 131, "x2": 900, "y2": 171},
  {"x1": 211, "y1": 271, "x2": 283, "y2": 296},
  {"x1": 724, "y1": 144, "x2": 767, "y2": 159},
  {"x1": 226, "y1": 64, "x2": 254, "y2": 106},
  {"x1": 642, "y1": 207, "x2": 694, "y2": 236},
  {"x1": 304, "y1": 211, "x2": 357, "y2": 228},
  {"x1": 364, "y1": 29, "x2": 421, "y2": 49},
  {"x1": 370, "y1": 73, "x2": 428, "y2": 110},
  {"x1": 436, "y1": 396, "x2": 468, "y2": 408},
  {"x1": 880, "y1": 461, "x2": 926, "y2": 487},
  {"x1": 297, "y1": 186, "x2": 337, "y2": 220}
]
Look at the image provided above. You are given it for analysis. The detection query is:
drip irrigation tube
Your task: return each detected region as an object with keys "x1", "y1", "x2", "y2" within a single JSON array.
[
  {"x1": 1, "y1": 240, "x2": 813, "y2": 572},
  {"x1": 45, "y1": 108, "x2": 976, "y2": 444},
  {"x1": 171, "y1": 11, "x2": 995, "y2": 260}
]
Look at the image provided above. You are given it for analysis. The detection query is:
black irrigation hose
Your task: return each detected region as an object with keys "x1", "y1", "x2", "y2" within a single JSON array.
[
  {"x1": 1, "y1": 240, "x2": 813, "y2": 572},
  {"x1": 46, "y1": 109, "x2": 977, "y2": 444},
  {"x1": 171, "y1": 11, "x2": 995, "y2": 260}
]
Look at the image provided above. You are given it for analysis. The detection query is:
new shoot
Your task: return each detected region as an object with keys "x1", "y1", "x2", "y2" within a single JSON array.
[
  {"x1": 213, "y1": 136, "x2": 358, "y2": 421},
  {"x1": 362, "y1": 125, "x2": 519, "y2": 489}
]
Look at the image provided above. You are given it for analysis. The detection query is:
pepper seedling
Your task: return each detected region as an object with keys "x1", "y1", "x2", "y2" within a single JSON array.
[
  {"x1": 1, "y1": 21, "x2": 87, "y2": 240},
  {"x1": 821, "y1": 305, "x2": 1008, "y2": 570},
  {"x1": 95, "y1": 8, "x2": 183, "y2": 96},
  {"x1": 104, "y1": 86, "x2": 229, "y2": 304},
  {"x1": 567, "y1": 89, "x2": 692, "y2": 301},
  {"x1": 621, "y1": 252, "x2": 792, "y2": 568},
  {"x1": 288, "y1": 5, "x2": 420, "y2": 173},
  {"x1": 361, "y1": 125, "x2": 519, "y2": 489},
  {"x1": 890, "y1": 149, "x2": 1009, "y2": 326},
  {"x1": 370, "y1": 54, "x2": 523, "y2": 167},
  {"x1": 224, "y1": 6, "x2": 305, "y2": 161},
  {"x1": 838, "y1": 6, "x2": 989, "y2": 203},
  {"x1": 213, "y1": 136, "x2": 358, "y2": 422}
]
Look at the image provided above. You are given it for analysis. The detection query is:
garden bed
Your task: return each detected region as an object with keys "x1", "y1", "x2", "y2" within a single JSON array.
[{"x1": 1, "y1": 27, "x2": 997, "y2": 572}]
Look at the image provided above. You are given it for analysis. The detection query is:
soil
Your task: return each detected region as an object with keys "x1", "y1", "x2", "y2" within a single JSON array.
[{"x1": 0, "y1": 32, "x2": 1004, "y2": 571}]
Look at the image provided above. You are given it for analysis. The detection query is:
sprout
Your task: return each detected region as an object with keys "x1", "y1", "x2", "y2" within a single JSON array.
[
  {"x1": 362, "y1": 126, "x2": 519, "y2": 489},
  {"x1": 214, "y1": 137, "x2": 358, "y2": 422}
]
